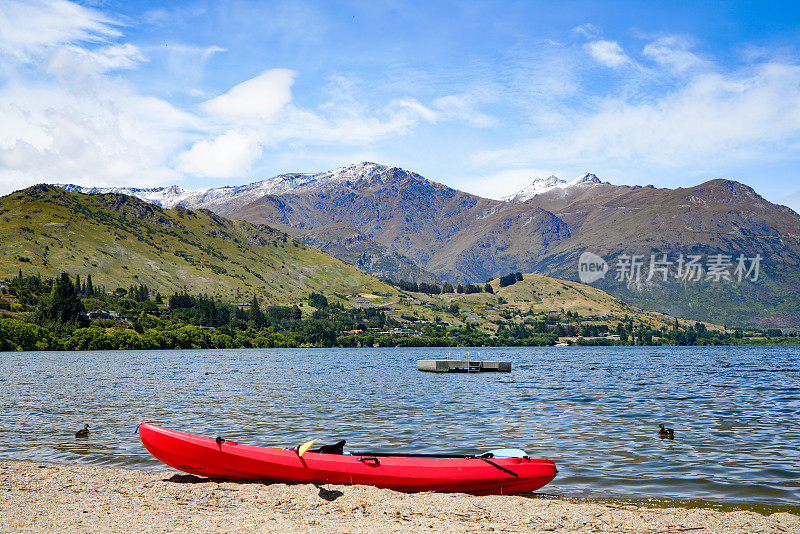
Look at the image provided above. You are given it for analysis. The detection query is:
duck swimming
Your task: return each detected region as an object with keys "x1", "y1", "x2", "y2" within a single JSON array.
[
  {"x1": 658, "y1": 423, "x2": 674, "y2": 439},
  {"x1": 75, "y1": 424, "x2": 90, "y2": 438}
]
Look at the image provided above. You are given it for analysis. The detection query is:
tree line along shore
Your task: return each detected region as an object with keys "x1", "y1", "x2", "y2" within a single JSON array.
[{"x1": 1, "y1": 270, "x2": 797, "y2": 351}]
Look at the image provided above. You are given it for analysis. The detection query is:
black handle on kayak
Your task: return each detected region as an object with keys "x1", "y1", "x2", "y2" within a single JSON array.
[
  {"x1": 478, "y1": 457, "x2": 518, "y2": 477},
  {"x1": 358, "y1": 457, "x2": 381, "y2": 465}
]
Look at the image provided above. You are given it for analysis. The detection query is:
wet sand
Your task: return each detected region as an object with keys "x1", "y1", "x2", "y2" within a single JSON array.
[{"x1": 1, "y1": 460, "x2": 797, "y2": 533}]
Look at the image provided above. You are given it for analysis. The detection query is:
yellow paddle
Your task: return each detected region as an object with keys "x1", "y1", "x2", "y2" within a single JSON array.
[{"x1": 298, "y1": 439, "x2": 318, "y2": 457}]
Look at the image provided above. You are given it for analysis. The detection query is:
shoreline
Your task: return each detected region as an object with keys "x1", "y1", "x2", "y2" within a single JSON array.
[
  {"x1": 2, "y1": 460, "x2": 797, "y2": 533},
  {"x1": 2, "y1": 340, "x2": 800, "y2": 352}
]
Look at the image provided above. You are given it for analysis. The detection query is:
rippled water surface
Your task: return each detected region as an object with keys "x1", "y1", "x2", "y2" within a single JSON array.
[{"x1": 1, "y1": 346, "x2": 799, "y2": 508}]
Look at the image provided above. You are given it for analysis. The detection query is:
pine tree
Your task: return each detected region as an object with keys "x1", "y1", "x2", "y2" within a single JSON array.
[
  {"x1": 249, "y1": 295, "x2": 265, "y2": 327},
  {"x1": 37, "y1": 272, "x2": 84, "y2": 325},
  {"x1": 85, "y1": 274, "x2": 94, "y2": 296},
  {"x1": 290, "y1": 305, "x2": 302, "y2": 321}
]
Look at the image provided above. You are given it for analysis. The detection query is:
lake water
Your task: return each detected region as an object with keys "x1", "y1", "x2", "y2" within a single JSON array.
[{"x1": 1, "y1": 346, "x2": 798, "y2": 510}]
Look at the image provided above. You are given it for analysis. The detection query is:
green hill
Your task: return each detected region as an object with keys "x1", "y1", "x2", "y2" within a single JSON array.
[
  {"x1": 0, "y1": 185, "x2": 395, "y2": 303},
  {"x1": 388, "y1": 272, "x2": 693, "y2": 333}
]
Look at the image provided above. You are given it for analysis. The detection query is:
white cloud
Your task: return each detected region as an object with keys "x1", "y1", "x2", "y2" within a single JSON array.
[
  {"x1": 585, "y1": 40, "x2": 633, "y2": 68},
  {"x1": 473, "y1": 62, "x2": 800, "y2": 171},
  {"x1": 140, "y1": 43, "x2": 226, "y2": 97},
  {"x1": 397, "y1": 99, "x2": 438, "y2": 122},
  {"x1": 572, "y1": 23, "x2": 600, "y2": 39},
  {"x1": 0, "y1": 0, "x2": 120, "y2": 60},
  {"x1": 0, "y1": 77, "x2": 197, "y2": 189},
  {"x1": 176, "y1": 129, "x2": 262, "y2": 178},
  {"x1": 202, "y1": 69, "x2": 296, "y2": 120},
  {"x1": 433, "y1": 93, "x2": 498, "y2": 128},
  {"x1": 643, "y1": 35, "x2": 707, "y2": 73},
  {"x1": 48, "y1": 43, "x2": 145, "y2": 78},
  {"x1": 174, "y1": 72, "x2": 441, "y2": 178},
  {"x1": 263, "y1": 100, "x2": 425, "y2": 145}
]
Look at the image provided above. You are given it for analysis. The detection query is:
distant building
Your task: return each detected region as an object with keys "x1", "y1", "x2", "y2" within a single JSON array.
[
  {"x1": 342, "y1": 328, "x2": 365, "y2": 335},
  {"x1": 88, "y1": 310, "x2": 119, "y2": 320},
  {"x1": 85, "y1": 310, "x2": 139, "y2": 323},
  {"x1": 375, "y1": 327, "x2": 417, "y2": 337}
]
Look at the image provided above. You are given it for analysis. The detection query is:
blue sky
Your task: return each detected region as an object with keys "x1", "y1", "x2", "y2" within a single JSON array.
[{"x1": 1, "y1": 0, "x2": 799, "y2": 209}]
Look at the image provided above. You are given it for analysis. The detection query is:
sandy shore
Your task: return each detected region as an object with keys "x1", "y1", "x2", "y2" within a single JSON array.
[{"x1": 1, "y1": 460, "x2": 797, "y2": 533}]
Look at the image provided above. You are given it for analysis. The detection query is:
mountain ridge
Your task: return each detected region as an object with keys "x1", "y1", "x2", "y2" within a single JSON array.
[
  {"x1": 55, "y1": 162, "x2": 414, "y2": 216},
  {"x1": 55, "y1": 164, "x2": 614, "y2": 212},
  {"x1": 49, "y1": 163, "x2": 800, "y2": 326}
]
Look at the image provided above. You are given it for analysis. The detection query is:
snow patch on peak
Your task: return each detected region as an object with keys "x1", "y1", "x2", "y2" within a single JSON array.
[
  {"x1": 501, "y1": 175, "x2": 563, "y2": 202},
  {"x1": 503, "y1": 172, "x2": 606, "y2": 203},
  {"x1": 52, "y1": 162, "x2": 411, "y2": 214},
  {"x1": 53, "y1": 183, "x2": 193, "y2": 207},
  {"x1": 569, "y1": 173, "x2": 601, "y2": 185}
]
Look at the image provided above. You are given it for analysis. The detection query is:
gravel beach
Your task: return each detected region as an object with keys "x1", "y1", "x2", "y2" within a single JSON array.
[{"x1": 1, "y1": 460, "x2": 797, "y2": 533}]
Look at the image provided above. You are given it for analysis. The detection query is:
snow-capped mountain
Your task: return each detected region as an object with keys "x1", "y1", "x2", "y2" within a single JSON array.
[
  {"x1": 55, "y1": 184, "x2": 195, "y2": 208},
  {"x1": 502, "y1": 172, "x2": 605, "y2": 203},
  {"x1": 55, "y1": 162, "x2": 396, "y2": 214}
]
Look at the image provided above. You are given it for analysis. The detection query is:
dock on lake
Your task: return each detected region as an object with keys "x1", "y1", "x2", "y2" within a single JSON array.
[{"x1": 417, "y1": 359, "x2": 511, "y2": 373}]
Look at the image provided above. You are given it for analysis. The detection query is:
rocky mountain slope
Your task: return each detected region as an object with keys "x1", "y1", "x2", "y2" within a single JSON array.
[
  {"x1": 520, "y1": 179, "x2": 800, "y2": 327},
  {"x1": 272, "y1": 222, "x2": 443, "y2": 284},
  {"x1": 229, "y1": 164, "x2": 571, "y2": 281}
]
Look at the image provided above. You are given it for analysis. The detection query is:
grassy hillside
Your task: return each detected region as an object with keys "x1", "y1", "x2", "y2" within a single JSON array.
[
  {"x1": 375, "y1": 272, "x2": 696, "y2": 333},
  {"x1": 0, "y1": 185, "x2": 395, "y2": 304}
]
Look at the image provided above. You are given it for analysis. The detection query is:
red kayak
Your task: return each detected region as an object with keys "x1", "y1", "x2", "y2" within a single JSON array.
[{"x1": 139, "y1": 423, "x2": 557, "y2": 495}]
